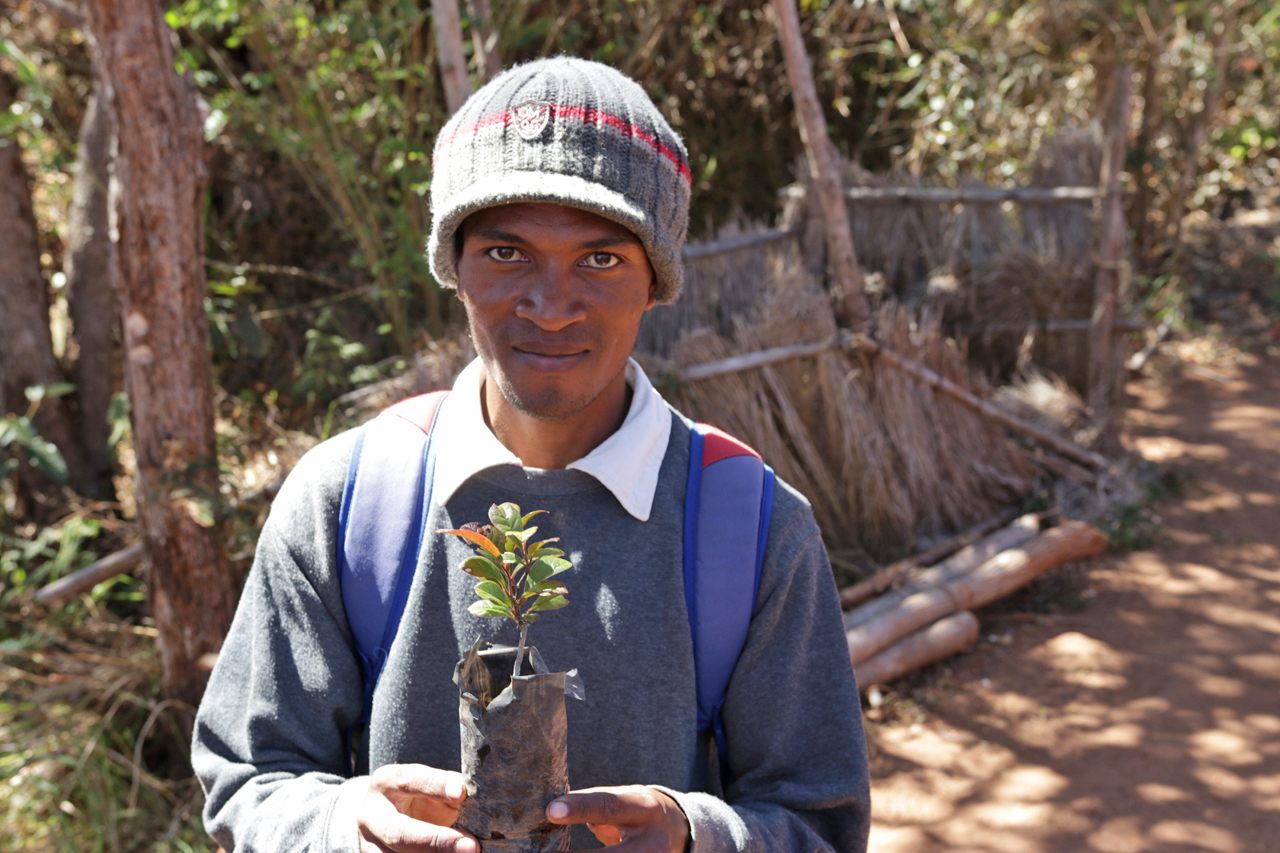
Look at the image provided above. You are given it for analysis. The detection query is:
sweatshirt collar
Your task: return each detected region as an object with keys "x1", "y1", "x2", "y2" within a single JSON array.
[{"x1": 430, "y1": 357, "x2": 672, "y2": 521}]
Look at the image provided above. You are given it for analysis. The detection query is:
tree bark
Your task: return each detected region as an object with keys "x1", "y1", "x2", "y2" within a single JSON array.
[
  {"x1": 84, "y1": 0, "x2": 236, "y2": 707},
  {"x1": 0, "y1": 69, "x2": 85, "y2": 501},
  {"x1": 64, "y1": 88, "x2": 120, "y2": 500},
  {"x1": 770, "y1": 0, "x2": 869, "y2": 328}
]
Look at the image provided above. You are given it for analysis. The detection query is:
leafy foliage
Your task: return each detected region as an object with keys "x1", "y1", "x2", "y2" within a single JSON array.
[{"x1": 439, "y1": 502, "x2": 574, "y2": 631}]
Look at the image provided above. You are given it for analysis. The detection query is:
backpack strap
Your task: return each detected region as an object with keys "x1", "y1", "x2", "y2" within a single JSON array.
[
  {"x1": 683, "y1": 423, "x2": 776, "y2": 771},
  {"x1": 338, "y1": 391, "x2": 449, "y2": 732}
]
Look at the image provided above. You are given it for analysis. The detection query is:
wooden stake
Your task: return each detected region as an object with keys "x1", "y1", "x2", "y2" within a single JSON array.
[
  {"x1": 1088, "y1": 63, "x2": 1134, "y2": 454},
  {"x1": 770, "y1": 0, "x2": 868, "y2": 328}
]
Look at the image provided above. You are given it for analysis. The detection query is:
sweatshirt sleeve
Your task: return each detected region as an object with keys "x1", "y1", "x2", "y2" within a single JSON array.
[
  {"x1": 661, "y1": 487, "x2": 872, "y2": 852},
  {"x1": 191, "y1": 432, "x2": 368, "y2": 852}
]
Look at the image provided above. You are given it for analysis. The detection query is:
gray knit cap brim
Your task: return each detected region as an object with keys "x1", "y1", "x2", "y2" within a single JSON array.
[
  {"x1": 428, "y1": 171, "x2": 658, "y2": 295},
  {"x1": 426, "y1": 57, "x2": 691, "y2": 304}
]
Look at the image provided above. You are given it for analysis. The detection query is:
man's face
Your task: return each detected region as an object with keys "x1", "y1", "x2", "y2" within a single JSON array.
[{"x1": 455, "y1": 202, "x2": 656, "y2": 425}]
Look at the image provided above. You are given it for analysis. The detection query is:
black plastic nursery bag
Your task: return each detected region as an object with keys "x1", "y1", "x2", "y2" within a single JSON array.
[{"x1": 453, "y1": 641, "x2": 585, "y2": 853}]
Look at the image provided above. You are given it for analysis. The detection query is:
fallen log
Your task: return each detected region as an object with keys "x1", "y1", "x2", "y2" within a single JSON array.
[
  {"x1": 838, "y1": 508, "x2": 1023, "y2": 609},
  {"x1": 843, "y1": 512, "x2": 1041, "y2": 629},
  {"x1": 35, "y1": 543, "x2": 145, "y2": 607},
  {"x1": 854, "y1": 611, "x2": 981, "y2": 688},
  {"x1": 847, "y1": 521, "x2": 1108, "y2": 666}
]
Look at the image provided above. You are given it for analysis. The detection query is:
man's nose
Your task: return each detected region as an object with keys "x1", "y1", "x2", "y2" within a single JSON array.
[{"x1": 513, "y1": 263, "x2": 587, "y2": 331}]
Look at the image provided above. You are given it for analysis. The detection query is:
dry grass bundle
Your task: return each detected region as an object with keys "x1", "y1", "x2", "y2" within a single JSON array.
[
  {"x1": 1023, "y1": 123, "x2": 1102, "y2": 265},
  {"x1": 637, "y1": 220, "x2": 803, "y2": 356},
  {"x1": 839, "y1": 163, "x2": 950, "y2": 299},
  {"x1": 657, "y1": 263, "x2": 1036, "y2": 572}
]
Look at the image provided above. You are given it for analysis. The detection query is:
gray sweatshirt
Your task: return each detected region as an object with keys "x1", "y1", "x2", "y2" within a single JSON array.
[{"x1": 192, "y1": 411, "x2": 871, "y2": 851}]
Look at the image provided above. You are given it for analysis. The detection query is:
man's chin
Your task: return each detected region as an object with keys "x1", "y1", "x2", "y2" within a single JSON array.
[{"x1": 496, "y1": 378, "x2": 591, "y2": 423}]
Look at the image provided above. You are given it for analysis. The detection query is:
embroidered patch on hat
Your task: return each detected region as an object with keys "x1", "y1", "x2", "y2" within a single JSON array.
[{"x1": 512, "y1": 100, "x2": 552, "y2": 141}]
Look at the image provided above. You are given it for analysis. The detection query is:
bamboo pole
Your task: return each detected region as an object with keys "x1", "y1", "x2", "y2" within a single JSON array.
[
  {"x1": 770, "y1": 0, "x2": 869, "y2": 328},
  {"x1": 846, "y1": 521, "x2": 1108, "y2": 666},
  {"x1": 1089, "y1": 64, "x2": 1134, "y2": 454},
  {"x1": 838, "y1": 508, "x2": 1024, "y2": 610},
  {"x1": 432, "y1": 0, "x2": 471, "y2": 115},
  {"x1": 854, "y1": 611, "x2": 980, "y2": 688}
]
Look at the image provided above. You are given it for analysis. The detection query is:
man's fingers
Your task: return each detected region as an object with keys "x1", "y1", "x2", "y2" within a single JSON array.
[
  {"x1": 546, "y1": 785, "x2": 658, "y2": 826},
  {"x1": 359, "y1": 793, "x2": 477, "y2": 853},
  {"x1": 369, "y1": 763, "x2": 468, "y2": 804}
]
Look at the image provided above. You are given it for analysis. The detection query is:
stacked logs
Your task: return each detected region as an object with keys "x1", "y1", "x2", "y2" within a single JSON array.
[{"x1": 843, "y1": 513, "x2": 1108, "y2": 688}]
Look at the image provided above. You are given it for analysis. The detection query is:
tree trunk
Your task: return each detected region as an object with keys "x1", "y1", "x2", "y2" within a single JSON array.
[
  {"x1": 0, "y1": 69, "x2": 85, "y2": 502},
  {"x1": 64, "y1": 88, "x2": 120, "y2": 500},
  {"x1": 770, "y1": 0, "x2": 869, "y2": 329},
  {"x1": 84, "y1": 0, "x2": 237, "y2": 707}
]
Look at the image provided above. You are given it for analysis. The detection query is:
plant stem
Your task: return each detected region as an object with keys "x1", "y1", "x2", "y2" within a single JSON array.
[{"x1": 514, "y1": 621, "x2": 529, "y2": 679}]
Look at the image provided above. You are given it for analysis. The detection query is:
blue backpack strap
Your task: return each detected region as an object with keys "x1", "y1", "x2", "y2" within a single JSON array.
[
  {"x1": 338, "y1": 391, "x2": 448, "y2": 735},
  {"x1": 683, "y1": 423, "x2": 776, "y2": 772}
]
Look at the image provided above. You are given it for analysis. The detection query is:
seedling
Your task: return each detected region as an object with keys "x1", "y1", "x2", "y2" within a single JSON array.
[{"x1": 439, "y1": 502, "x2": 573, "y2": 678}]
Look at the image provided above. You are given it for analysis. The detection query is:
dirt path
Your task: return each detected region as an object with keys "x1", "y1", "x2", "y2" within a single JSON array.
[{"x1": 867, "y1": 346, "x2": 1280, "y2": 852}]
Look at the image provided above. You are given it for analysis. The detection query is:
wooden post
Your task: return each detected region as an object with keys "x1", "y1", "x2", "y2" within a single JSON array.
[
  {"x1": 1088, "y1": 64, "x2": 1133, "y2": 453},
  {"x1": 770, "y1": 0, "x2": 869, "y2": 328},
  {"x1": 432, "y1": 0, "x2": 472, "y2": 115}
]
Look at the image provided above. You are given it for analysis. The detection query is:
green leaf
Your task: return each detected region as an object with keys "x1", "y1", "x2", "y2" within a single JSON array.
[
  {"x1": 520, "y1": 509, "x2": 548, "y2": 526},
  {"x1": 527, "y1": 537, "x2": 559, "y2": 558},
  {"x1": 536, "y1": 547, "x2": 566, "y2": 559},
  {"x1": 513, "y1": 526, "x2": 538, "y2": 544},
  {"x1": 22, "y1": 432, "x2": 67, "y2": 484},
  {"x1": 529, "y1": 594, "x2": 569, "y2": 614},
  {"x1": 468, "y1": 599, "x2": 509, "y2": 619},
  {"x1": 475, "y1": 580, "x2": 512, "y2": 609},
  {"x1": 488, "y1": 502, "x2": 522, "y2": 532},
  {"x1": 531, "y1": 556, "x2": 572, "y2": 581},
  {"x1": 460, "y1": 555, "x2": 505, "y2": 585}
]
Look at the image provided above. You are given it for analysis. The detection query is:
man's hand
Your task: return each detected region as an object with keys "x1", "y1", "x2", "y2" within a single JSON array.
[
  {"x1": 546, "y1": 785, "x2": 690, "y2": 852},
  {"x1": 356, "y1": 763, "x2": 478, "y2": 853}
]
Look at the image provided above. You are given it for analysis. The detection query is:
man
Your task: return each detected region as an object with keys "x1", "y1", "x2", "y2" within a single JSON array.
[{"x1": 193, "y1": 57, "x2": 870, "y2": 852}]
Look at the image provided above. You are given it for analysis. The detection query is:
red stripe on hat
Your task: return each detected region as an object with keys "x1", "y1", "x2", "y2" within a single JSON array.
[{"x1": 435, "y1": 104, "x2": 693, "y2": 185}]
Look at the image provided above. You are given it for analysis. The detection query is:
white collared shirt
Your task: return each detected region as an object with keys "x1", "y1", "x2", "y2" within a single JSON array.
[{"x1": 430, "y1": 357, "x2": 672, "y2": 522}]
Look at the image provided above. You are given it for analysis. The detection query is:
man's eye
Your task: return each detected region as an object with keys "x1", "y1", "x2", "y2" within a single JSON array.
[
  {"x1": 486, "y1": 247, "x2": 525, "y2": 262},
  {"x1": 581, "y1": 252, "x2": 620, "y2": 270}
]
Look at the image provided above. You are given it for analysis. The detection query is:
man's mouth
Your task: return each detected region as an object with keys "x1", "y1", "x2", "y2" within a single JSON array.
[{"x1": 511, "y1": 345, "x2": 589, "y2": 370}]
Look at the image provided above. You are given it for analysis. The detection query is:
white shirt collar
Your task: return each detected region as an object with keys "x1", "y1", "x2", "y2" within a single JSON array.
[{"x1": 430, "y1": 357, "x2": 672, "y2": 521}]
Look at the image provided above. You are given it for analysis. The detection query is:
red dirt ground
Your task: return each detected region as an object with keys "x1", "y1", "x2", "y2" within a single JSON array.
[{"x1": 867, "y1": 344, "x2": 1280, "y2": 852}]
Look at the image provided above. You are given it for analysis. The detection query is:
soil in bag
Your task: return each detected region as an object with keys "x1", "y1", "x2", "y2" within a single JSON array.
[{"x1": 454, "y1": 641, "x2": 585, "y2": 853}]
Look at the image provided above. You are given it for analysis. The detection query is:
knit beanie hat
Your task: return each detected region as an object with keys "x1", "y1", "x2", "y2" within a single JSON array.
[{"x1": 427, "y1": 57, "x2": 692, "y2": 304}]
